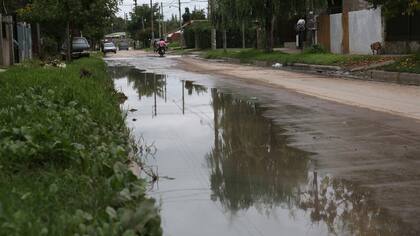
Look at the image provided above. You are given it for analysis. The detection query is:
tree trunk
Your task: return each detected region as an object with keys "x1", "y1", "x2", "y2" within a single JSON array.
[
  {"x1": 211, "y1": 28, "x2": 216, "y2": 50},
  {"x1": 223, "y1": 29, "x2": 227, "y2": 52},
  {"x1": 256, "y1": 27, "x2": 259, "y2": 49},
  {"x1": 242, "y1": 22, "x2": 246, "y2": 49},
  {"x1": 66, "y1": 21, "x2": 71, "y2": 62},
  {"x1": 270, "y1": 16, "x2": 275, "y2": 50},
  {"x1": 194, "y1": 31, "x2": 199, "y2": 49},
  {"x1": 265, "y1": 15, "x2": 275, "y2": 52}
]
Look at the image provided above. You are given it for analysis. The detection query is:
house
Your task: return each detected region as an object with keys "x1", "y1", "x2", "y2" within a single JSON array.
[{"x1": 317, "y1": 0, "x2": 420, "y2": 54}]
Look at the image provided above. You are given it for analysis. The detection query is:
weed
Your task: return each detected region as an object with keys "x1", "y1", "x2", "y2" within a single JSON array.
[{"x1": 0, "y1": 58, "x2": 162, "y2": 235}]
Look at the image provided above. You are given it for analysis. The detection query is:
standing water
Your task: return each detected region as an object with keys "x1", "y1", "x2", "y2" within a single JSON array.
[{"x1": 106, "y1": 57, "x2": 414, "y2": 236}]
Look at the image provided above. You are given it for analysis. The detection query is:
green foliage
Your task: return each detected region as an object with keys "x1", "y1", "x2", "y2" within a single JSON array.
[
  {"x1": 39, "y1": 36, "x2": 59, "y2": 57},
  {"x1": 17, "y1": 0, "x2": 120, "y2": 46},
  {"x1": 191, "y1": 8, "x2": 206, "y2": 20},
  {"x1": 366, "y1": 0, "x2": 420, "y2": 17},
  {"x1": 384, "y1": 55, "x2": 420, "y2": 74},
  {"x1": 203, "y1": 49, "x2": 389, "y2": 68},
  {"x1": 415, "y1": 51, "x2": 420, "y2": 61},
  {"x1": 0, "y1": 57, "x2": 162, "y2": 235},
  {"x1": 127, "y1": 4, "x2": 161, "y2": 46},
  {"x1": 304, "y1": 44, "x2": 327, "y2": 54}
]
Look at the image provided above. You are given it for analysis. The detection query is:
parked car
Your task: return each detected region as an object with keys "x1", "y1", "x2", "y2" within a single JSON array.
[
  {"x1": 118, "y1": 41, "x2": 129, "y2": 50},
  {"x1": 61, "y1": 37, "x2": 90, "y2": 59},
  {"x1": 103, "y1": 42, "x2": 117, "y2": 53}
]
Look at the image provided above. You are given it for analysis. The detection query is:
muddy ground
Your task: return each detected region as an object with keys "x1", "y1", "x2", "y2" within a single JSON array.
[{"x1": 105, "y1": 50, "x2": 420, "y2": 235}]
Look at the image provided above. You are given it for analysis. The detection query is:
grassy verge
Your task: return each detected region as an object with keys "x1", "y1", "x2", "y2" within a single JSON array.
[
  {"x1": 0, "y1": 57, "x2": 162, "y2": 235},
  {"x1": 203, "y1": 49, "x2": 397, "y2": 69},
  {"x1": 382, "y1": 53, "x2": 420, "y2": 74}
]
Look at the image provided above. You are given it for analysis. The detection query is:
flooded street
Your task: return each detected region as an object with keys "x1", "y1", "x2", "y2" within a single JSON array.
[{"x1": 105, "y1": 53, "x2": 420, "y2": 236}]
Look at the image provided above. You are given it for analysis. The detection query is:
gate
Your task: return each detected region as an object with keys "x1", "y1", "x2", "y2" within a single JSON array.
[{"x1": 16, "y1": 22, "x2": 32, "y2": 62}]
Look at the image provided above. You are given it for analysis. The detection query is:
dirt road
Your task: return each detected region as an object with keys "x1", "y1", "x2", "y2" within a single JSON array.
[
  {"x1": 179, "y1": 56, "x2": 420, "y2": 121},
  {"x1": 106, "y1": 50, "x2": 420, "y2": 235}
]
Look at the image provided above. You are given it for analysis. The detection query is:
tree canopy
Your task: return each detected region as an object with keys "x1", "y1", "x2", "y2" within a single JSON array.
[
  {"x1": 367, "y1": 0, "x2": 420, "y2": 16},
  {"x1": 127, "y1": 3, "x2": 161, "y2": 46}
]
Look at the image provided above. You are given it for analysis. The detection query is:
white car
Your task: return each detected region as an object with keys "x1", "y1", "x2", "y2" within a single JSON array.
[{"x1": 103, "y1": 42, "x2": 117, "y2": 53}]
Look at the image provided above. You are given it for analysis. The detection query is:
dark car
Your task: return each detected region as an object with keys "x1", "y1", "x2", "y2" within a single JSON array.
[
  {"x1": 61, "y1": 37, "x2": 90, "y2": 59},
  {"x1": 118, "y1": 41, "x2": 129, "y2": 50}
]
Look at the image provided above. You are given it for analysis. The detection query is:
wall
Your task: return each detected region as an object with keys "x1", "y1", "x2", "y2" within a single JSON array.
[
  {"x1": 348, "y1": 8, "x2": 383, "y2": 54},
  {"x1": 330, "y1": 13, "x2": 343, "y2": 54},
  {"x1": 384, "y1": 41, "x2": 420, "y2": 54}
]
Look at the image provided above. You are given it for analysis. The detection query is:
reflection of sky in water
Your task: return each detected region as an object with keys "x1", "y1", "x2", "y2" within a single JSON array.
[{"x1": 109, "y1": 65, "x2": 410, "y2": 236}]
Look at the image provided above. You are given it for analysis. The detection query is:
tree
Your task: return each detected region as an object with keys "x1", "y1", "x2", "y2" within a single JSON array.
[
  {"x1": 106, "y1": 16, "x2": 127, "y2": 34},
  {"x1": 191, "y1": 8, "x2": 206, "y2": 20},
  {"x1": 211, "y1": 0, "x2": 327, "y2": 51},
  {"x1": 182, "y1": 7, "x2": 191, "y2": 24},
  {"x1": 18, "y1": 0, "x2": 120, "y2": 60},
  {"x1": 165, "y1": 14, "x2": 180, "y2": 33},
  {"x1": 366, "y1": 0, "x2": 420, "y2": 16},
  {"x1": 127, "y1": 3, "x2": 160, "y2": 47}
]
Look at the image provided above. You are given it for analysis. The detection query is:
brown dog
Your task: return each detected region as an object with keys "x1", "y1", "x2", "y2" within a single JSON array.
[{"x1": 371, "y1": 42, "x2": 382, "y2": 55}]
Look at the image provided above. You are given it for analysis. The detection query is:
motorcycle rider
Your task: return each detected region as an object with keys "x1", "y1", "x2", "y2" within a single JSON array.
[{"x1": 157, "y1": 38, "x2": 167, "y2": 54}]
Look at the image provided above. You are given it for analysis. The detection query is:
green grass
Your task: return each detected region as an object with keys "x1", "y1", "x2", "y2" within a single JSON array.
[
  {"x1": 203, "y1": 49, "x2": 394, "y2": 68},
  {"x1": 383, "y1": 53, "x2": 420, "y2": 74},
  {"x1": 0, "y1": 57, "x2": 162, "y2": 235}
]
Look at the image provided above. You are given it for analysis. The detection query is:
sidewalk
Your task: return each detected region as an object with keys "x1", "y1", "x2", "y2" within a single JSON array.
[{"x1": 178, "y1": 56, "x2": 420, "y2": 121}]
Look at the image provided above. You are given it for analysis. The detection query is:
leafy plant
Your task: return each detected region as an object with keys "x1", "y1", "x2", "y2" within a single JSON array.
[
  {"x1": 0, "y1": 57, "x2": 162, "y2": 235},
  {"x1": 304, "y1": 44, "x2": 327, "y2": 54}
]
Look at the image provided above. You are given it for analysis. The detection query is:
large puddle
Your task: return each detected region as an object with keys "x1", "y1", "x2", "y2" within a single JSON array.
[{"x1": 107, "y1": 60, "x2": 416, "y2": 236}]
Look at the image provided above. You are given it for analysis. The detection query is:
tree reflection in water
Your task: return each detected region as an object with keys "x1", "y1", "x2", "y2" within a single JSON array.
[
  {"x1": 185, "y1": 80, "x2": 207, "y2": 95},
  {"x1": 207, "y1": 88, "x2": 310, "y2": 212},
  {"x1": 207, "y1": 88, "x2": 414, "y2": 235},
  {"x1": 126, "y1": 69, "x2": 166, "y2": 99}
]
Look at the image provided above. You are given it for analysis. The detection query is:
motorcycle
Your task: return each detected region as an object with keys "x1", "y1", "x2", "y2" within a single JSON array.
[{"x1": 157, "y1": 46, "x2": 166, "y2": 57}]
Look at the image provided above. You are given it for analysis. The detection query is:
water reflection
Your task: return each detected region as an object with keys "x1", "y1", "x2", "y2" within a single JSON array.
[
  {"x1": 208, "y1": 88, "x2": 414, "y2": 235},
  {"x1": 208, "y1": 88, "x2": 310, "y2": 212},
  {"x1": 109, "y1": 64, "x2": 416, "y2": 236}
]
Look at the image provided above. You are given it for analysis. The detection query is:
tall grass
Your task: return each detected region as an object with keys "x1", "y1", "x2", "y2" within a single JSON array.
[{"x1": 0, "y1": 57, "x2": 162, "y2": 235}]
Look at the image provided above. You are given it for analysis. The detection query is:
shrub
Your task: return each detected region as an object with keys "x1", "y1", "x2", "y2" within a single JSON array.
[
  {"x1": 0, "y1": 57, "x2": 162, "y2": 235},
  {"x1": 304, "y1": 44, "x2": 327, "y2": 54}
]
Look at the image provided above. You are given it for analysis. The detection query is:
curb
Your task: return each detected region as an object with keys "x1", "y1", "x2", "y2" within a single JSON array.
[
  {"x1": 200, "y1": 56, "x2": 420, "y2": 86},
  {"x1": 366, "y1": 70, "x2": 420, "y2": 86}
]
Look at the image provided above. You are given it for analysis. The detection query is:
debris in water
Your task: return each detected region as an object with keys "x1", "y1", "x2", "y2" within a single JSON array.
[
  {"x1": 129, "y1": 108, "x2": 138, "y2": 112},
  {"x1": 132, "y1": 118, "x2": 137, "y2": 121}
]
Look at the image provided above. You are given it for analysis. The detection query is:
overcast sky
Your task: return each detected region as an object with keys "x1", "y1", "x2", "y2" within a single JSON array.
[{"x1": 117, "y1": 0, "x2": 208, "y2": 20}]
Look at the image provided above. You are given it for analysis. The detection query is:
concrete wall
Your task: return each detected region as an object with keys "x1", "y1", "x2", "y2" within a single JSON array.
[
  {"x1": 330, "y1": 13, "x2": 343, "y2": 54},
  {"x1": 384, "y1": 41, "x2": 420, "y2": 54},
  {"x1": 348, "y1": 8, "x2": 383, "y2": 54}
]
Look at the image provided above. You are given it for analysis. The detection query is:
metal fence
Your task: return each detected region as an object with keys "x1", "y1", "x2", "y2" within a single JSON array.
[
  {"x1": 0, "y1": 15, "x2": 33, "y2": 67},
  {"x1": 16, "y1": 22, "x2": 32, "y2": 62}
]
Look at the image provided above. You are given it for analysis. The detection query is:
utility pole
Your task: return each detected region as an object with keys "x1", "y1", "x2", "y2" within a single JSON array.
[
  {"x1": 209, "y1": 0, "x2": 216, "y2": 50},
  {"x1": 178, "y1": 0, "x2": 183, "y2": 49},
  {"x1": 161, "y1": 2, "x2": 165, "y2": 38},
  {"x1": 150, "y1": 0, "x2": 155, "y2": 48}
]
